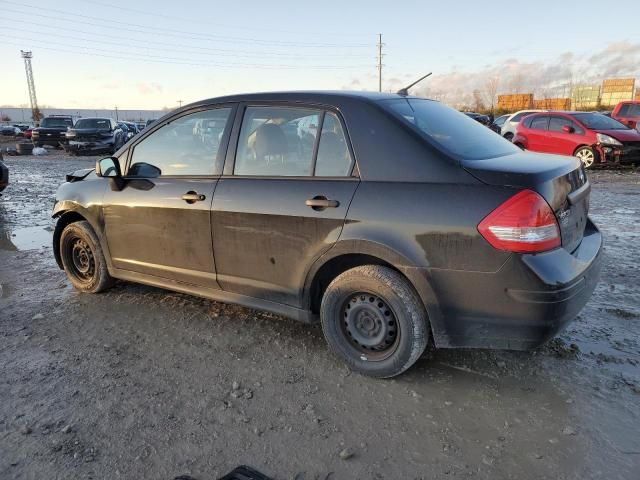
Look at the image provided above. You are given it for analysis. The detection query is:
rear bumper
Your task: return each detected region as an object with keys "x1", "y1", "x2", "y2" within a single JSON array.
[{"x1": 423, "y1": 218, "x2": 603, "y2": 350}]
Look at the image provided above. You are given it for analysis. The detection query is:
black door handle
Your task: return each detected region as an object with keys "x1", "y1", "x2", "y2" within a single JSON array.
[
  {"x1": 182, "y1": 191, "x2": 206, "y2": 204},
  {"x1": 305, "y1": 196, "x2": 339, "y2": 211}
]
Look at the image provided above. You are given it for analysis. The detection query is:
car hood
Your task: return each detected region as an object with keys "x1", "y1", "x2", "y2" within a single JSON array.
[
  {"x1": 595, "y1": 129, "x2": 640, "y2": 142},
  {"x1": 68, "y1": 128, "x2": 112, "y2": 135}
]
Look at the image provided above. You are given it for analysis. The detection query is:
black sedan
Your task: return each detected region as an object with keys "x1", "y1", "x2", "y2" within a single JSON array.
[{"x1": 51, "y1": 91, "x2": 602, "y2": 378}]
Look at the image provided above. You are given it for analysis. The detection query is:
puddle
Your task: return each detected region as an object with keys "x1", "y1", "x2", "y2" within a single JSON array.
[{"x1": 0, "y1": 226, "x2": 53, "y2": 251}]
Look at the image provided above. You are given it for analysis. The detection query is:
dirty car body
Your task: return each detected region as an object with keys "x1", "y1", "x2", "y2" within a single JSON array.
[{"x1": 52, "y1": 91, "x2": 603, "y2": 377}]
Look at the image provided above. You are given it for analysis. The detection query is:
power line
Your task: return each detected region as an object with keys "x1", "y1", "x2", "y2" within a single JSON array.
[
  {"x1": 75, "y1": 0, "x2": 370, "y2": 38},
  {"x1": 1, "y1": 39, "x2": 369, "y2": 70},
  {"x1": 0, "y1": 33, "x2": 368, "y2": 68},
  {"x1": 0, "y1": 25, "x2": 369, "y2": 59},
  {"x1": 0, "y1": 2, "x2": 370, "y2": 48}
]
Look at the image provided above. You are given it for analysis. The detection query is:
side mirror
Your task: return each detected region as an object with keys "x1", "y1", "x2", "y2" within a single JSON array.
[
  {"x1": 96, "y1": 156, "x2": 126, "y2": 191},
  {"x1": 562, "y1": 125, "x2": 575, "y2": 134},
  {"x1": 96, "y1": 156, "x2": 121, "y2": 177}
]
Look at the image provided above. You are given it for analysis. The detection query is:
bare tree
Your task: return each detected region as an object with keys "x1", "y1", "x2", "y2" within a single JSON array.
[{"x1": 483, "y1": 76, "x2": 500, "y2": 114}]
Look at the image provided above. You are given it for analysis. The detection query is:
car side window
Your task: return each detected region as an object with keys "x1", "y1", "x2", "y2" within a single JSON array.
[
  {"x1": 234, "y1": 106, "x2": 320, "y2": 176},
  {"x1": 617, "y1": 104, "x2": 630, "y2": 116},
  {"x1": 314, "y1": 112, "x2": 353, "y2": 177},
  {"x1": 128, "y1": 108, "x2": 232, "y2": 177},
  {"x1": 549, "y1": 117, "x2": 584, "y2": 134},
  {"x1": 530, "y1": 116, "x2": 549, "y2": 130}
]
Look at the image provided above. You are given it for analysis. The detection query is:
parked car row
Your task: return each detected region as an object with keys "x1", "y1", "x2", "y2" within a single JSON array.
[
  {"x1": 24, "y1": 114, "x2": 154, "y2": 154},
  {"x1": 0, "y1": 151, "x2": 8, "y2": 193}
]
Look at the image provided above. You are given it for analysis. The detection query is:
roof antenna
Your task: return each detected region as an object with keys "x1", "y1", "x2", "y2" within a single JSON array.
[{"x1": 397, "y1": 72, "x2": 432, "y2": 96}]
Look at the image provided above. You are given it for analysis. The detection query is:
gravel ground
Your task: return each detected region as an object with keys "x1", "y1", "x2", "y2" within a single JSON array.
[{"x1": 1, "y1": 146, "x2": 639, "y2": 479}]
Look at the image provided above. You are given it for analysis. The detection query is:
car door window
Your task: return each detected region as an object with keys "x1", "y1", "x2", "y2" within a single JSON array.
[
  {"x1": 314, "y1": 112, "x2": 353, "y2": 177},
  {"x1": 530, "y1": 116, "x2": 549, "y2": 130},
  {"x1": 128, "y1": 108, "x2": 232, "y2": 177},
  {"x1": 234, "y1": 106, "x2": 320, "y2": 176},
  {"x1": 549, "y1": 117, "x2": 583, "y2": 134}
]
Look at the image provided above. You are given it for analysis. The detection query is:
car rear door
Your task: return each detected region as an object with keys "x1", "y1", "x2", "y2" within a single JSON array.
[
  {"x1": 211, "y1": 104, "x2": 359, "y2": 307},
  {"x1": 547, "y1": 115, "x2": 585, "y2": 156},
  {"x1": 102, "y1": 105, "x2": 236, "y2": 288},
  {"x1": 524, "y1": 115, "x2": 549, "y2": 152}
]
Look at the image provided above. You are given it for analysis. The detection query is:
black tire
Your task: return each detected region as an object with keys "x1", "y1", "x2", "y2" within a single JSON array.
[
  {"x1": 320, "y1": 265, "x2": 429, "y2": 378},
  {"x1": 59, "y1": 221, "x2": 114, "y2": 293},
  {"x1": 503, "y1": 132, "x2": 514, "y2": 141}
]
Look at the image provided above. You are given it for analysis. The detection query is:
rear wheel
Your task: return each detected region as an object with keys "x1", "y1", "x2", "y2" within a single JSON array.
[
  {"x1": 60, "y1": 221, "x2": 114, "y2": 293},
  {"x1": 574, "y1": 146, "x2": 595, "y2": 168},
  {"x1": 320, "y1": 265, "x2": 428, "y2": 378}
]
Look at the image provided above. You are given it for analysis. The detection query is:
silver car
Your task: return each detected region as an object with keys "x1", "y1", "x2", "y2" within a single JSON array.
[{"x1": 500, "y1": 109, "x2": 545, "y2": 140}]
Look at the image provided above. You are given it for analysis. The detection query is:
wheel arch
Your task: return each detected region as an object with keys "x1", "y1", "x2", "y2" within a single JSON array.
[
  {"x1": 302, "y1": 240, "x2": 443, "y2": 343},
  {"x1": 52, "y1": 210, "x2": 89, "y2": 269}
]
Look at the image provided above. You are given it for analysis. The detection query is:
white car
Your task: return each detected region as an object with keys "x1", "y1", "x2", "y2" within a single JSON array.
[{"x1": 500, "y1": 110, "x2": 546, "y2": 141}]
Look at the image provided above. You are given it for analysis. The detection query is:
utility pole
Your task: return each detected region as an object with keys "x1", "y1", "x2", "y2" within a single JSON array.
[
  {"x1": 376, "y1": 33, "x2": 384, "y2": 92},
  {"x1": 115, "y1": 106, "x2": 119, "y2": 121},
  {"x1": 177, "y1": 99, "x2": 183, "y2": 108},
  {"x1": 21, "y1": 50, "x2": 40, "y2": 122}
]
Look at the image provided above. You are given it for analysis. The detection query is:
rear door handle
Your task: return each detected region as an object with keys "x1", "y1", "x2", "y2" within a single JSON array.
[
  {"x1": 182, "y1": 191, "x2": 206, "y2": 204},
  {"x1": 305, "y1": 196, "x2": 339, "y2": 210}
]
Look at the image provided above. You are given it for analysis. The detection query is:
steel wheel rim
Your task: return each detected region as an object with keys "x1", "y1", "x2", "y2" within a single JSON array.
[
  {"x1": 69, "y1": 237, "x2": 95, "y2": 281},
  {"x1": 576, "y1": 148, "x2": 594, "y2": 168},
  {"x1": 340, "y1": 293, "x2": 399, "y2": 361}
]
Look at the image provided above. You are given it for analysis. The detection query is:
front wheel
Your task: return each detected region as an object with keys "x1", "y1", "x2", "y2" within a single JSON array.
[
  {"x1": 574, "y1": 146, "x2": 596, "y2": 168},
  {"x1": 60, "y1": 221, "x2": 114, "y2": 293},
  {"x1": 320, "y1": 265, "x2": 429, "y2": 378}
]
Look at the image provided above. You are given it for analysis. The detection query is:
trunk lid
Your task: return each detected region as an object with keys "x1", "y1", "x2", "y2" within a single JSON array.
[{"x1": 463, "y1": 151, "x2": 589, "y2": 253}]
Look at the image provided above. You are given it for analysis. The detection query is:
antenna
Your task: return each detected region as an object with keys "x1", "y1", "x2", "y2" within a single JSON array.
[{"x1": 397, "y1": 72, "x2": 432, "y2": 96}]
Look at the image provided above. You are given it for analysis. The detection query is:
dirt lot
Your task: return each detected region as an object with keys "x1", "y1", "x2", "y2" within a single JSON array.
[{"x1": 1, "y1": 145, "x2": 639, "y2": 479}]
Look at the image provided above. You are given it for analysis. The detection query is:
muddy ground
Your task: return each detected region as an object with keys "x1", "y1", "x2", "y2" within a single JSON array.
[{"x1": 0, "y1": 145, "x2": 639, "y2": 479}]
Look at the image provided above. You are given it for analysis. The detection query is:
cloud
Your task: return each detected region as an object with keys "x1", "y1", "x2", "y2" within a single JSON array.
[
  {"x1": 136, "y1": 82, "x2": 163, "y2": 95},
  {"x1": 344, "y1": 41, "x2": 640, "y2": 107}
]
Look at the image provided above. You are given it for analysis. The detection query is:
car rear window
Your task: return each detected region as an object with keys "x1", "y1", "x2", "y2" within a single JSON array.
[{"x1": 382, "y1": 98, "x2": 519, "y2": 160}]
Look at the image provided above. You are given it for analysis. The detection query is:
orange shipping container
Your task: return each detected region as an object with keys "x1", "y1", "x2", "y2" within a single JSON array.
[
  {"x1": 497, "y1": 94, "x2": 533, "y2": 111},
  {"x1": 533, "y1": 98, "x2": 571, "y2": 110}
]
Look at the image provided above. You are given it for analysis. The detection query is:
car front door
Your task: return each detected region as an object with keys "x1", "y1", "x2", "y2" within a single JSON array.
[
  {"x1": 548, "y1": 116, "x2": 585, "y2": 156},
  {"x1": 211, "y1": 104, "x2": 359, "y2": 307},
  {"x1": 102, "y1": 105, "x2": 235, "y2": 288}
]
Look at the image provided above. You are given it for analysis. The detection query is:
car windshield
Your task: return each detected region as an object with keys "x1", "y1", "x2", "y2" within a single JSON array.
[
  {"x1": 40, "y1": 118, "x2": 73, "y2": 128},
  {"x1": 570, "y1": 112, "x2": 630, "y2": 130},
  {"x1": 494, "y1": 115, "x2": 508, "y2": 126},
  {"x1": 383, "y1": 98, "x2": 519, "y2": 160},
  {"x1": 75, "y1": 119, "x2": 111, "y2": 130}
]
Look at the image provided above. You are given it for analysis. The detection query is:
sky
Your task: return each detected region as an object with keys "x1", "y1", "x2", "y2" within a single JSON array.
[{"x1": 0, "y1": 0, "x2": 639, "y2": 110}]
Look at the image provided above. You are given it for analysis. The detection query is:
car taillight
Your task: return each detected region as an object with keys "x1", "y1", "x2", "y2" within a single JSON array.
[{"x1": 477, "y1": 189, "x2": 560, "y2": 253}]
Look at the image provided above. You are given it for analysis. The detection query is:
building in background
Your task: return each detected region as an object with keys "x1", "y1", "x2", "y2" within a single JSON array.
[
  {"x1": 571, "y1": 85, "x2": 600, "y2": 110},
  {"x1": 600, "y1": 79, "x2": 636, "y2": 108}
]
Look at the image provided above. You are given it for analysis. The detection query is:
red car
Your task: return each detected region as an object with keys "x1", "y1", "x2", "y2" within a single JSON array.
[
  {"x1": 513, "y1": 111, "x2": 640, "y2": 168},
  {"x1": 612, "y1": 101, "x2": 640, "y2": 130}
]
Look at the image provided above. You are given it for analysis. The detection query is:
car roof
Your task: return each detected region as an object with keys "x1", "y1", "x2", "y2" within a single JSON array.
[{"x1": 185, "y1": 90, "x2": 427, "y2": 108}]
